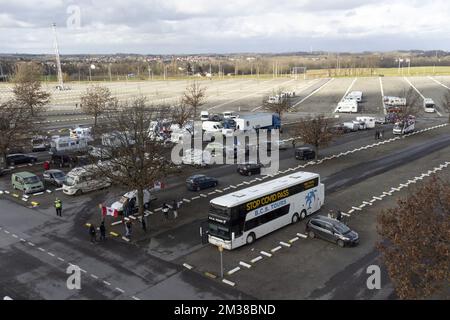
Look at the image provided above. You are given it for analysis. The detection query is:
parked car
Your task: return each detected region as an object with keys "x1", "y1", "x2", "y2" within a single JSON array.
[
  {"x1": 11, "y1": 171, "x2": 45, "y2": 194},
  {"x1": 186, "y1": 174, "x2": 218, "y2": 191},
  {"x1": 6, "y1": 154, "x2": 38, "y2": 166},
  {"x1": 43, "y1": 169, "x2": 66, "y2": 186},
  {"x1": 295, "y1": 147, "x2": 316, "y2": 160},
  {"x1": 237, "y1": 162, "x2": 263, "y2": 176},
  {"x1": 306, "y1": 215, "x2": 359, "y2": 247},
  {"x1": 329, "y1": 124, "x2": 350, "y2": 134}
]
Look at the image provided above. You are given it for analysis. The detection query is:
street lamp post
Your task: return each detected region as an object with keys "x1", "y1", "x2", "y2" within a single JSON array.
[{"x1": 218, "y1": 245, "x2": 223, "y2": 278}]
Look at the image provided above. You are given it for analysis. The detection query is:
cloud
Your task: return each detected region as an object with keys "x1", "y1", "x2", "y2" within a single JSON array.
[{"x1": 0, "y1": 0, "x2": 449, "y2": 53}]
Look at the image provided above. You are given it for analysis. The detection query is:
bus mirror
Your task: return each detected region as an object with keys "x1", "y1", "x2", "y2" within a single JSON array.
[{"x1": 232, "y1": 232, "x2": 235, "y2": 240}]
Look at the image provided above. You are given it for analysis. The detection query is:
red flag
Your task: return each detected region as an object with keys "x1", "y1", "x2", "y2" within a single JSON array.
[{"x1": 102, "y1": 206, "x2": 118, "y2": 217}]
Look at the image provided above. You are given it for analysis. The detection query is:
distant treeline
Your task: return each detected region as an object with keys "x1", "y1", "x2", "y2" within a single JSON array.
[{"x1": 2, "y1": 52, "x2": 450, "y2": 81}]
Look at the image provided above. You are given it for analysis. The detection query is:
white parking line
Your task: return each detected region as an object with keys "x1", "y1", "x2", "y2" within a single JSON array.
[
  {"x1": 296, "y1": 233, "x2": 308, "y2": 239},
  {"x1": 260, "y1": 251, "x2": 272, "y2": 257},
  {"x1": 222, "y1": 279, "x2": 235, "y2": 287},
  {"x1": 292, "y1": 78, "x2": 335, "y2": 108},
  {"x1": 250, "y1": 256, "x2": 263, "y2": 263},
  {"x1": 227, "y1": 267, "x2": 241, "y2": 275},
  {"x1": 239, "y1": 261, "x2": 252, "y2": 268}
]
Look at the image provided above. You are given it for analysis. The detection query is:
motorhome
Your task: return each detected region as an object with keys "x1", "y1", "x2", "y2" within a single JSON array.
[
  {"x1": 50, "y1": 136, "x2": 89, "y2": 154},
  {"x1": 393, "y1": 116, "x2": 415, "y2": 135},
  {"x1": 423, "y1": 98, "x2": 436, "y2": 113},
  {"x1": 345, "y1": 91, "x2": 363, "y2": 102},
  {"x1": 31, "y1": 135, "x2": 49, "y2": 152},
  {"x1": 356, "y1": 116, "x2": 376, "y2": 129},
  {"x1": 63, "y1": 165, "x2": 112, "y2": 195},
  {"x1": 384, "y1": 96, "x2": 406, "y2": 107},
  {"x1": 342, "y1": 122, "x2": 359, "y2": 131},
  {"x1": 200, "y1": 111, "x2": 210, "y2": 121},
  {"x1": 70, "y1": 126, "x2": 92, "y2": 141},
  {"x1": 335, "y1": 100, "x2": 358, "y2": 113}
]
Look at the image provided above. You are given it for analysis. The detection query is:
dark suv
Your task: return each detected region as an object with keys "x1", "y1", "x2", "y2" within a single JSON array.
[
  {"x1": 6, "y1": 154, "x2": 38, "y2": 166},
  {"x1": 295, "y1": 147, "x2": 315, "y2": 160},
  {"x1": 306, "y1": 215, "x2": 359, "y2": 247},
  {"x1": 186, "y1": 174, "x2": 218, "y2": 191},
  {"x1": 237, "y1": 162, "x2": 263, "y2": 176}
]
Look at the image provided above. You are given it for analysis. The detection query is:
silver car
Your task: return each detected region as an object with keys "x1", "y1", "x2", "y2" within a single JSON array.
[{"x1": 43, "y1": 169, "x2": 66, "y2": 186}]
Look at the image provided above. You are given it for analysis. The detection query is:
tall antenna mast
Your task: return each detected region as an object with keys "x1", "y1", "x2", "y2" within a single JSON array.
[{"x1": 52, "y1": 23, "x2": 64, "y2": 89}]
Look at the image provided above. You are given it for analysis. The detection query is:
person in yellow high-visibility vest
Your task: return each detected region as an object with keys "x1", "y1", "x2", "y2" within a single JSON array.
[{"x1": 55, "y1": 198, "x2": 62, "y2": 217}]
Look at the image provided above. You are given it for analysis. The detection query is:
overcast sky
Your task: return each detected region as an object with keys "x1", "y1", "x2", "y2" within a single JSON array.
[{"x1": 1, "y1": 0, "x2": 450, "y2": 54}]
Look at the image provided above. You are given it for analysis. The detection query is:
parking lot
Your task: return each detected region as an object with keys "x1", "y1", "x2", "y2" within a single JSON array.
[{"x1": 1, "y1": 73, "x2": 450, "y2": 300}]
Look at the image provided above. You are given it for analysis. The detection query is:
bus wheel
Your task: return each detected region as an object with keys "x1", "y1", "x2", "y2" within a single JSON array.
[
  {"x1": 300, "y1": 210, "x2": 307, "y2": 220},
  {"x1": 291, "y1": 213, "x2": 300, "y2": 223},
  {"x1": 308, "y1": 231, "x2": 315, "y2": 238},
  {"x1": 246, "y1": 233, "x2": 256, "y2": 245}
]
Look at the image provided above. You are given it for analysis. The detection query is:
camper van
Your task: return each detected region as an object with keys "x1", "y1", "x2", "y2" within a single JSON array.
[
  {"x1": 342, "y1": 122, "x2": 359, "y2": 131},
  {"x1": 345, "y1": 91, "x2": 363, "y2": 102},
  {"x1": 50, "y1": 136, "x2": 89, "y2": 154},
  {"x1": 423, "y1": 98, "x2": 436, "y2": 113},
  {"x1": 200, "y1": 111, "x2": 210, "y2": 121},
  {"x1": 335, "y1": 100, "x2": 358, "y2": 113},
  {"x1": 63, "y1": 165, "x2": 111, "y2": 195},
  {"x1": 70, "y1": 126, "x2": 93, "y2": 141},
  {"x1": 202, "y1": 121, "x2": 224, "y2": 132},
  {"x1": 356, "y1": 116, "x2": 376, "y2": 129},
  {"x1": 31, "y1": 136, "x2": 49, "y2": 152}
]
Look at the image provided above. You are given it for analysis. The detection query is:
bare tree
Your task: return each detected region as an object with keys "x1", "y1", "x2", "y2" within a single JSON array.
[
  {"x1": 89, "y1": 97, "x2": 174, "y2": 219},
  {"x1": 262, "y1": 88, "x2": 292, "y2": 116},
  {"x1": 294, "y1": 115, "x2": 336, "y2": 160},
  {"x1": 80, "y1": 85, "x2": 115, "y2": 129},
  {"x1": 181, "y1": 81, "x2": 207, "y2": 119},
  {"x1": 398, "y1": 87, "x2": 421, "y2": 120},
  {"x1": 440, "y1": 91, "x2": 450, "y2": 123},
  {"x1": 12, "y1": 62, "x2": 50, "y2": 116},
  {"x1": 0, "y1": 100, "x2": 36, "y2": 166},
  {"x1": 377, "y1": 176, "x2": 450, "y2": 299},
  {"x1": 171, "y1": 101, "x2": 193, "y2": 129}
]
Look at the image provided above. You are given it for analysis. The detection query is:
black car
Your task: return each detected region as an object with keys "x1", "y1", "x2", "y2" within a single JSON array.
[
  {"x1": 6, "y1": 154, "x2": 38, "y2": 166},
  {"x1": 306, "y1": 215, "x2": 359, "y2": 247},
  {"x1": 295, "y1": 147, "x2": 315, "y2": 160},
  {"x1": 186, "y1": 174, "x2": 218, "y2": 191},
  {"x1": 237, "y1": 162, "x2": 263, "y2": 176}
]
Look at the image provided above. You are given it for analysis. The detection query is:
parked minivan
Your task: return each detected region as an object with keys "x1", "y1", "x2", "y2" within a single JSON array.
[
  {"x1": 12, "y1": 171, "x2": 45, "y2": 194},
  {"x1": 306, "y1": 215, "x2": 359, "y2": 247},
  {"x1": 63, "y1": 165, "x2": 111, "y2": 195}
]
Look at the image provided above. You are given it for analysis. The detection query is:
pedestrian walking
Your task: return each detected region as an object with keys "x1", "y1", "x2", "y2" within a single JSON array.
[
  {"x1": 54, "y1": 198, "x2": 62, "y2": 217},
  {"x1": 162, "y1": 203, "x2": 169, "y2": 220},
  {"x1": 172, "y1": 199, "x2": 179, "y2": 219},
  {"x1": 292, "y1": 139, "x2": 296, "y2": 149},
  {"x1": 89, "y1": 224, "x2": 96, "y2": 243},
  {"x1": 380, "y1": 129, "x2": 384, "y2": 139},
  {"x1": 43, "y1": 161, "x2": 50, "y2": 171},
  {"x1": 374, "y1": 129, "x2": 379, "y2": 140},
  {"x1": 141, "y1": 216, "x2": 147, "y2": 232},
  {"x1": 99, "y1": 221, "x2": 106, "y2": 241}
]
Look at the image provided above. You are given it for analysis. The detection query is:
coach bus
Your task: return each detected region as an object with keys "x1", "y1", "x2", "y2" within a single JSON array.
[{"x1": 208, "y1": 172, "x2": 325, "y2": 250}]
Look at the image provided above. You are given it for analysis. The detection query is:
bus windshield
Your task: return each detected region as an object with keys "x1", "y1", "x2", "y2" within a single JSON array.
[
  {"x1": 209, "y1": 222, "x2": 231, "y2": 239},
  {"x1": 209, "y1": 203, "x2": 230, "y2": 218}
]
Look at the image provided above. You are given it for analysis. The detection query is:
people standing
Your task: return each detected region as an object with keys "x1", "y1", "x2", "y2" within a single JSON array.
[
  {"x1": 292, "y1": 139, "x2": 296, "y2": 149},
  {"x1": 162, "y1": 203, "x2": 169, "y2": 220},
  {"x1": 126, "y1": 220, "x2": 132, "y2": 238},
  {"x1": 89, "y1": 224, "x2": 96, "y2": 243},
  {"x1": 99, "y1": 221, "x2": 106, "y2": 241},
  {"x1": 141, "y1": 216, "x2": 147, "y2": 232},
  {"x1": 172, "y1": 200, "x2": 179, "y2": 219},
  {"x1": 43, "y1": 161, "x2": 50, "y2": 171},
  {"x1": 336, "y1": 210, "x2": 343, "y2": 222},
  {"x1": 54, "y1": 198, "x2": 62, "y2": 217},
  {"x1": 380, "y1": 129, "x2": 384, "y2": 139},
  {"x1": 375, "y1": 129, "x2": 379, "y2": 140}
]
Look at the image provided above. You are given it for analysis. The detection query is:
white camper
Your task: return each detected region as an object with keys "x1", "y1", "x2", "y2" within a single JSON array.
[
  {"x1": 335, "y1": 100, "x2": 358, "y2": 113},
  {"x1": 345, "y1": 91, "x2": 363, "y2": 103},
  {"x1": 200, "y1": 111, "x2": 209, "y2": 121},
  {"x1": 356, "y1": 116, "x2": 376, "y2": 129},
  {"x1": 62, "y1": 165, "x2": 111, "y2": 195},
  {"x1": 423, "y1": 98, "x2": 436, "y2": 113},
  {"x1": 50, "y1": 136, "x2": 89, "y2": 154}
]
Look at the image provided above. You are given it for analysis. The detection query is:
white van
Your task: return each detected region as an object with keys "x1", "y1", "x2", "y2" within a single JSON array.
[
  {"x1": 335, "y1": 100, "x2": 358, "y2": 113},
  {"x1": 356, "y1": 116, "x2": 376, "y2": 129},
  {"x1": 202, "y1": 121, "x2": 223, "y2": 132},
  {"x1": 423, "y1": 98, "x2": 436, "y2": 113},
  {"x1": 346, "y1": 91, "x2": 363, "y2": 102},
  {"x1": 200, "y1": 111, "x2": 209, "y2": 121},
  {"x1": 223, "y1": 111, "x2": 237, "y2": 119},
  {"x1": 63, "y1": 165, "x2": 111, "y2": 195},
  {"x1": 342, "y1": 122, "x2": 359, "y2": 131}
]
